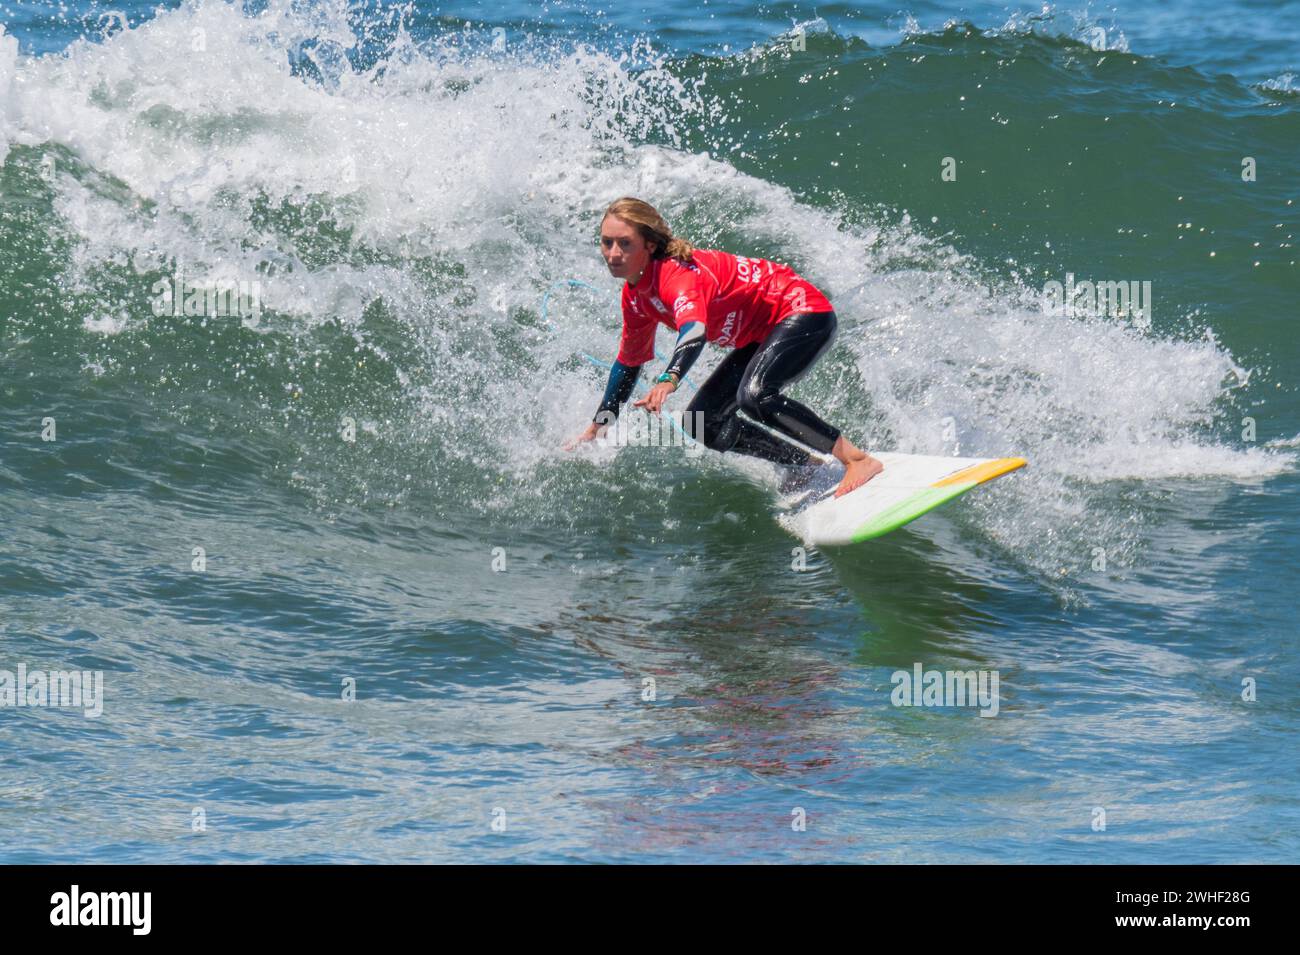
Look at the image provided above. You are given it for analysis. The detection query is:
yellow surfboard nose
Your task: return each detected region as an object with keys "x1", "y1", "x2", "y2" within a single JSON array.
[{"x1": 931, "y1": 457, "x2": 1028, "y2": 488}]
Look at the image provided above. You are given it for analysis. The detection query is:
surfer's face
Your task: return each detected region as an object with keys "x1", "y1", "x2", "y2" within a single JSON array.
[{"x1": 600, "y1": 216, "x2": 655, "y2": 284}]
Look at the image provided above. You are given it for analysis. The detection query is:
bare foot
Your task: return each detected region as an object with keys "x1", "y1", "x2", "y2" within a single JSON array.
[{"x1": 834, "y1": 455, "x2": 883, "y2": 497}]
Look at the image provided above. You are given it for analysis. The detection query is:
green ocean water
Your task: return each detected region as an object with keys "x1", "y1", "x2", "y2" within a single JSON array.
[{"x1": 0, "y1": 0, "x2": 1297, "y2": 862}]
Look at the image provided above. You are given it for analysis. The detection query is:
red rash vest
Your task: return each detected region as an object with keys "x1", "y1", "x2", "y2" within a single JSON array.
[{"x1": 616, "y1": 249, "x2": 834, "y2": 366}]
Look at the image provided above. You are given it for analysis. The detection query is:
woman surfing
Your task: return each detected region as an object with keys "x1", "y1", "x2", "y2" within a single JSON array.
[{"x1": 564, "y1": 197, "x2": 882, "y2": 498}]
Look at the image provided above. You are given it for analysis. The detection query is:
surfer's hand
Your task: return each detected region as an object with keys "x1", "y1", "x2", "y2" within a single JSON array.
[
  {"x1": 633, "y1": 381, "x2": 676, "y2": 415},
  {"x1": 563, "y1": 421, "x2": 607, "y2": 451}
]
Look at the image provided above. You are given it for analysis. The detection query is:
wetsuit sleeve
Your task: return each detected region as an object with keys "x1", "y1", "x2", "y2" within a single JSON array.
[
  {"x1": 663, "y1": 321, "x2": 705, "y2": 381},
  {"x1": 593, "y1": 360, "x2": 641, "y2": 423},
  {"x1": 656, "y1": 267, "x2": 709, "y2": 381}
]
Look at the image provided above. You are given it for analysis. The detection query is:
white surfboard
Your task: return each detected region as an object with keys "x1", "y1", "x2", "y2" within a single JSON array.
[{"x1": 779, "y1": 452, "x2": 1027, "y2": 546}]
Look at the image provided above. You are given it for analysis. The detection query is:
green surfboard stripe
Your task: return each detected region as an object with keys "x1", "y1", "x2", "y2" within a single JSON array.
[{"x1": 847, "y1": 482, "x2": 978, "y2": 543}]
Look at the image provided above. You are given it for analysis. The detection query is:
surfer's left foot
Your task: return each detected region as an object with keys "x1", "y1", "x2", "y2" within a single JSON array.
[{"x1": 834, "y1": 455, "x2": 883, "y2": 497}]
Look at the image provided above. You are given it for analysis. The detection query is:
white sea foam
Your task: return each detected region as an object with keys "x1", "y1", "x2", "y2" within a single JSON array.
[
  {"x1": 0, "y1": 24, "x2": 20, "y2": 167},
  {"x1": 1259, "y1": 72, "x2": 1297, "y2": 94}
]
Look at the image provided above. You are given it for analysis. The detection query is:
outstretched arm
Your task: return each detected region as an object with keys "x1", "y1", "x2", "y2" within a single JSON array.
[
  {"x1": 594, "y1": 359, "x2": 642, "y2": 423},
  {"x1": 563, "y1": 359, "x2": 643, "y2": 450}
]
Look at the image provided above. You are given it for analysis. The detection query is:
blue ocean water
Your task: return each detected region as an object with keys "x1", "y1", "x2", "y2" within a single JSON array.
[{"x1": 0, "y1": 0, "x2": 1297, "y2": 862}]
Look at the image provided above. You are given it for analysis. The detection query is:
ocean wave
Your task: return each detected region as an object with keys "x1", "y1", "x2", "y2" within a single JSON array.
[{"x1": 0, "y1": 0, "x2": 1291, "y2": 586}]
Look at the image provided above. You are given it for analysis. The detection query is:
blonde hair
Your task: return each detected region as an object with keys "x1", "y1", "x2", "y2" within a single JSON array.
[{"x1": 602, "y1": 197, "x2": 696, "y2": 262}]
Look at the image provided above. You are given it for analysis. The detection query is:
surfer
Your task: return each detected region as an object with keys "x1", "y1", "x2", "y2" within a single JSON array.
[{"x1": 564, "y1": 197, "x2": 882, "y2": 498}]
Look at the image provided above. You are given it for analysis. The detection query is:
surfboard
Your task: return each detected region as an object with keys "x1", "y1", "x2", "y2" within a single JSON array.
[{"x1": 778, "y1": 452, "x2": 1027, "y2": 546}]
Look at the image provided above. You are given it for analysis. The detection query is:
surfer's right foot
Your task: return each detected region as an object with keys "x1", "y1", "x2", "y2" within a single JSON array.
[{"x1": 834, "y1": 455, "x2": 883, "y2": 497}]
